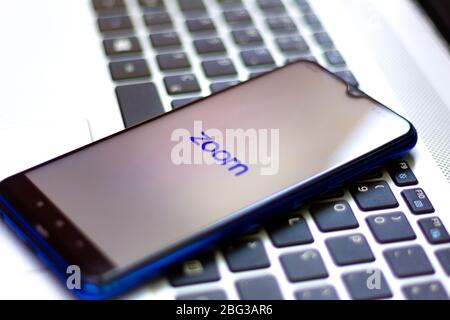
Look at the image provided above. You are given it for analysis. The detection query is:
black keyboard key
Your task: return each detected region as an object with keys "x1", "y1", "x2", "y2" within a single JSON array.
[
  {"x1": 295, "y1": 286, "x2": 339, "y2": 300},
  {"x1": 387, "y1": 160, "x2": 418, "y2": 187},
  {"x1": 436, "y1": 249, "x2": 450, "y2": 276},
  {"x1": 303, "y1": 13, "x2": 323, "y2": 31},
  {"x1": 366, "y1": 212, "x2": 416, "y2": 244},
  {"x1": 296, "y1": 0, "x2": 312, "y2": 13},
  {"x1": 267, "y1": 16, "x2": 297, "y2": 34},
  {"x1": 224, "y1": 10, "x2": 253, "y2": 26},
  {"x1": 335, "y1": 71, "x2": 359, "y2": 87},
  {"x1": 103, "y1": 37, "x2": 141, "y2": 56},
  {"x1": 249, "y1": 70, "x2": 274, "y2": 78},
  {"x1": 109, "y1": 59, "x2": 150, "y2": 81},
  {"x1": 223, "y1": 239, "x2": 270, "y2": 272},
  {"x1": 164, "y1": 74, "x2": 201, "y2": 95},
  {"x1": 168, "y1": 253, "x2": 220, "y2": 287},
  {"x1": 313, "y1": 32, "x2": 334, "y2": 48},
  {"x1": 419, "y1": 217, "x2": 450, "y2": 244},
  {"x1": 178, "y1": 0, "x2": 206, "y2": 12},
  {"x1": 177, "y1": 290, "x2": 228, "y2": 300},
  {"x1": 210, "y1": 80, "x2": 240, "y2": 93},
  {"x1": 150, "y1": 32, "x2": 181, "y2": 48},
  {"x1": 257, "y1": 0, "x2": 285, "y2": 13},
  {"x1": 324, "y1": 50, "x2": 346, "y2": 66},
  {"x1": 236, "y1": 276, "x2": 283, "y2": 300},
  {"x1": 139, "y1": 0, "x2": 165, "y2": 11},
  {"x1": 232, "y1": 29, "x2": 263, "y2": 46},
  {"x1": 93, "y1": 0, "x2": 126, "y2": 12},
  {"x1": 266, "y1": 216, "x2": 314, "y2": 248},
  {"x1": 116, "y1": 83, "x2": 164, "y2": 128},
  {"x1": 202, "y1": 59, "x2": 237, "y2": 77},
  {"x1": 98, "y1": 16, "x2": 133, "y2": 33},
  {"x1": 384, "y1": 245, "x2": 434, "y2": 278},
  {"x1": 143, "y1": 12, "x2": 172, "y2": 28},
  {"x1": 343, "y1": 270, "x2": 392, "y2": 300},
  {"x1": 286, "y1": 55, "x2": 317, "y2": 63},
  {"x1": 350, "y1": 181, "x2": 398, "y2": 211},
  {"x1": 218, "y1": 0, "x2": 243, "y2": 8},
  {"x1": 241, "y1": 49, "x2": 275, "y2": 67},
  {"x1": 157, "y1": 52, "x2": 191, "y2": 70},
  {"x1": 403, "y1": 282, "x2": 449, "y2": 300},
  {"x1": 171, "y1": 97, "x2": 200, "y2": 109},
  {"x1": 186, "y1": 18, "x2": 216, "y2": 33},
  {"x1": 280, "y1": 250, "x2": 328, "y2": 282},
  {"x1": 402, "y1": 188, "x2": 435, "y2": 215},
  {"x1": 310, "y1": 200, "x2": 359, "y2": 232},
  {"x1": 194, "y1": 38, "x2": 226, "y2": 55},
  {"x1": 326, "y1": 234, "x2": 375, "y2": 266},
  {"x1": 276, "y1": 35, "x2": 310, "y2": 54}
]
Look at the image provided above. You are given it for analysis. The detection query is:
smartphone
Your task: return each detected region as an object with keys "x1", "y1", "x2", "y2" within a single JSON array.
[{"x1": 0, "y1": 61, "x2": 417, "y2": 299}]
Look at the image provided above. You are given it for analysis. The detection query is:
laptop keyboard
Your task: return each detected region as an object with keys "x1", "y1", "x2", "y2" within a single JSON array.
[{"x1": 91, "y1": 0, "x2": 450, "y2": 300}]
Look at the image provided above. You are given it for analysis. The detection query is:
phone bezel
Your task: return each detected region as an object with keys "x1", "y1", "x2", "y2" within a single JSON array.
[{"x1": 0, "y1": 61, "x2": 418, "y2": 299}]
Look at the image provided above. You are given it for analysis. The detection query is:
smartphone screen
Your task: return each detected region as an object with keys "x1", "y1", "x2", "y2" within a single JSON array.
[{"x1": 23, "y1": 62, "x2": 411, "y2": 272}]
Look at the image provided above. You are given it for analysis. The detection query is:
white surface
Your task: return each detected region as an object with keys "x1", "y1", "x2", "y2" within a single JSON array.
[{"x1": 0, "y1": 0, "x2": 124, "y2": 141}]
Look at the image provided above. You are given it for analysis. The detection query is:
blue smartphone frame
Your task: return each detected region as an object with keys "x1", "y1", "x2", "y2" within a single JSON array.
[{"x1": 0, "y1": 62, "x2": 418, "y2": 299}]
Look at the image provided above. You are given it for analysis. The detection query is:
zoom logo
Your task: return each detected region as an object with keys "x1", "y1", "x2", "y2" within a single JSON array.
[
  {"x1": 171, "y1": 121, "x2": 280, "y2": 176},
  {"x1": 191, "y1": 131, "x2": 249, "y2": 177}
]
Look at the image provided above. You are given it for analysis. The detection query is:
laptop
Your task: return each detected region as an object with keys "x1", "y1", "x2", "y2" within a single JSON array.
[{"x1": 0, "y1": 0, "x2": 449, "y2": 300}]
